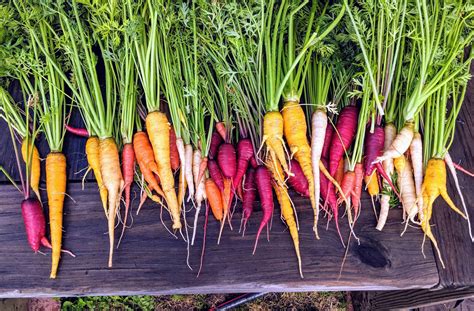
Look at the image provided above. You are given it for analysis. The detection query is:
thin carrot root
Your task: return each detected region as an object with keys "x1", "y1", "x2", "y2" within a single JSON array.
[
  {"x1": 99, "y1": 138, "x2": 124, "y2": 268},
  {"x1": 452, "y1": 162, "x2": 474, "y2": 177},
  {"x1": 319, "y1": 160, "x2": 348, "y2": 205},
  {"x1": 263, "y1": 111, "x2": 290, "y2": 175},
  {"x1": 86, "y1": 137, "x2": 108, "y2": 217},
  {"x1": 146, "y1": 112, "x2": 181, "y2": 230},
  {"x1": 46, "y1": 152, "x2": 67, "y2": 279}
]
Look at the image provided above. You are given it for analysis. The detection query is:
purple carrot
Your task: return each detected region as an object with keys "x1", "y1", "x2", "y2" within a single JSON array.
[
  {"x1": 241, "y1": 167, "x2": 257, "y2": 235},
  {"x1": 209, "y1": 132, "x2": 223, "y2": 160},
  {"x1": 65, "y1": 124, "x2": 89, "y2": 137},
  {"x1": 287, "y1": 159, "x2": 309, "y2": 197},
  {"x1": 253, "y1": 166, "x2": 274, "y2": 254}
]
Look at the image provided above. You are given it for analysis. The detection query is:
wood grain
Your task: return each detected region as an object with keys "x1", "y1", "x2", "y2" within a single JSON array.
[{"x1": 0, "y1": 182, "x2": 438, "y2": 297}]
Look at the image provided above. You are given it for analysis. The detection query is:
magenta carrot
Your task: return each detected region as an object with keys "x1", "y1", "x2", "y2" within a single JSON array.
[
  {"x1": 364, "y1": 126, "x2": 399, "y2": 196},
  {"x1": 217, "y1": 143, "x2": 237, "y2": 179},
  {"x1": 233, "y1": 138, "x2": 255, "y2": 190},
  {"x1": 208, "y1": 160, "x2": 224, "y2": 192},
  {"x1": 253, "y1": 166, "x2": 274, "y2": 254},
  {"x1": 209, "y1": 131, "x2": 223, "y2": 160},
  {"x1": 287, "y1": 159, "x2": 309, "y2": 197},
  {"x1": 329, "y1": 106, "x2": 358, "y2": 176},
  {"x1": 241, "y1": 167, "x2": 257, "y2": 235},
  {"x1": 321, "y1": 124, "x2": 334, "y2": 160},
  {"x1": 169, "y1": 126, "x2": 180, "y2": 171},
  {"x1": 21, "y1": 198, "x2": 50, "y2": 252},
  {"x1": 65, "y1": 124, "x2": 89, "y2": 137}
]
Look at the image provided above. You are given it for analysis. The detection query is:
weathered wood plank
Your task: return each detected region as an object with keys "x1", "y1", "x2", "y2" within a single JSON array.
[
  {"x1": 0, "y1": 182, "x2": 438, "y2": 297},
  {"x1": 429, "y1": 62, "x2": 474, "y2": 288}
]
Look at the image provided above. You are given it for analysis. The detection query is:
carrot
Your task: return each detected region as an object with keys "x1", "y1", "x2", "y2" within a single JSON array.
[
  {"x1": 452, "y1": 162, "x2": 474, "y2": 177},
  {"x1": 46, "y1": 152, "x2": 67, "y2": 278},
  {"x1": 287, "y1": 159, "x2": 309, "y2": 197},
  {"x1": 169, "y1": 126, "x2": 180, "y2": 171},
  {"x1": 205, "y1": 178, "x2": 223, "y2": 221},
  {"x1": 421, "y1": 158, "x2": 467, "y2": 268},
  {"x1": 282, "y1": 100, "x2": 316, "y2": 237},
  {"x1": 133, "y1": 132, "x2": 164, "y2": 197},
  {"x1": 410, "y1": 132, "x2": 424, "y2": 217},
  {"x1": 65, "y1": 124, "x2": 89, "y2": 137},
  {"x1": 376, "y1": 122, "x2": 414, "y2": 163},
  {"x1": 21, "y1": 198, "x2": 49, "y2": 252},
  {"x1": 192, "y1": 149, "x2": 206, "y2": 245},
  {"x1": 273, "y1": 182, "x2": 303, "y2": 278},
  {"x1": 146, "y1": 111, "x2": 181, "y2": 230},
  {"x1": 376, "y1": 194, "x2": 390, "y2": 231},
  {"x1": 364, "y1": 126, "x2": 399, "y2": 196},
  {"x1": 178, "y1": 166, "x2": 187, "y2": 208},
  {"x1": 339, "y1": 171, "x2": 355, "y2": 205},
  {"x1": 382, "y1": 123, "x2": 397, "y2": 179},
  {"x1": 216, "y1": 122, "x2": 227, "y2": 141},
  {"x1": 99, "y1": 138, "x2": 124, "y2": 268},
  {"x1": 233, "y1": 138, "x2": 254, "y2": 191},
  {"x1": 208, "y1": 160, "x2": 224, "y2": 192},
  {"x1": 197, "y1": 156, "x2": 208, "y2": 186},
  {"x1": 21, "y1": 138, "x2": 41, "y2": 202},
  {"x1": 86, "y1": 137, "x2": 108, "y2": 216},
  {"x1": 335, "y1": 159, "x2": 345, "y2": 190},
  {"x1": 320, "y1": 158, "x2": 331, "y2": 212},
  {"x1": 352, "y1": 163, "x2": 364, "y2": 219},
  {"x1": 253, "y1": 165, "x2": 274, "y2": 254},
  {"x1": 365, "y1": 170, "x2": 380, "y2": 197},
  {"x1": 311, "y1": 109, "x2": 328, "y2": 238},
  {"x1": 119, "y1": 143, "x2": 135, "y2": 243},
  {"x1": 217, "y1": 178, "x2": 233, "y2": 244},
  {"x1": 321, "y1": 122, "x2": 334, "y2": 160},
  {"x1": 209, "y1": 131, "x2": 223, "y2": 160},
  {"x1": 176, "y1": 136, "x2": 186, "y2": 212},
  {"x1": 241, "y1": 167, "x2": 257, "y2": 235},
  {"x1": 217, "y1": 143, "x2": 237, "y2": 179},
  {"x1": 185, "y1": 144, "x2": 195, "y2": 202},
  {"x1": 397, "y1": 159, "x2": 418, "y2": 234},
  {"x1": 262, "y1": 111, "x2": 290, "y2": 174}
]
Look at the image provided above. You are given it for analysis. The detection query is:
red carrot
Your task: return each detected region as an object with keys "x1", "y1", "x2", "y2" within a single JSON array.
[
  {"x1": 217, "y1": 143, "x2": 237, "y2": 179},
  {"x1": 169, "y1": 126, "x2": 180, "y2": 171},
  {"x1": 234, "y1": 139, "x2": 255, "y2": 190},
  {"x1": 339, "y1": 170, "x2": 355, "y2": 204},
  {"x1": 119, "y1": 143, "x2": 135, "y2": 245},
  {"x1": 253, "y1": 166, "x2": 274, "y2": 254},
  {"x1": 197, "y1": 157, "x2": 208, "y2": 185},
  {"x1": 287, "y1": 159, "x2": 309, "y2": 197},
  {"x1": 241, "y1": 167, "x2": 257, "y2": 235},
  {"x1": 250, "y1": 156, "x2": 258, "y2": 169},
  {"x1": 321, "y1": 124, "x2": 334, "y2": 160},
  {"x1": 65, "y1": 124, "x2": 89, "y2": 137},
  {"x1": 209, "y1": 132, "x2": 223, "y2": 160},
  {"x1": 208, "y1": 160, "x2": 224, "y2": 191}
]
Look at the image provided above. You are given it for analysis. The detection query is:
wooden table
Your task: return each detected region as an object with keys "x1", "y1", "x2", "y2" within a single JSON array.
[{"x1": 0, "y1": 76, "x2": 472, "y2": 300}]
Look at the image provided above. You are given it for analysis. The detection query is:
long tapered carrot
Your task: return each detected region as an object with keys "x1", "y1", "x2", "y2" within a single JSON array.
[
  {"x1": 282, "y1": 101, "x2": 316, "y2": 238},
  {"x1": 119, "y1": 143, "x2": 135, "y2": 243},
  {"x1": 86, "y1": 137, "x2": 108, "y2": 216},
  {"x1": 146, "y1": 111, "x2": 181, "y2": 230},
  {"x1": 205, "y1": 178, "x2": 223, "y2": 221},
  {"x1": 99, "y1": 138, "x2": 124, "y2": 268},
  {"x1": 46, "y1": 152, "x2": 67, "y2": 279},
  {"x1": 262, "y1": 111, "x2": 290, "y2": 174}
]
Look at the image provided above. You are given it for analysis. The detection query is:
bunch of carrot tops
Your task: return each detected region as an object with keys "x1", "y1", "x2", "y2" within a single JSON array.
[{"x1": 0, "y1": 0, "x2": 472, "y2": 278}]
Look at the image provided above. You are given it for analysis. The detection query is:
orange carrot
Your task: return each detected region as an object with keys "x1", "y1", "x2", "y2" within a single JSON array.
[
  {"x1": 205, "y1": 178, "x2": 223, "y2": 221},
  {"x1": 133, "y1": 132, "x2": 164, "y2": 197},
  {"x1": 46, "y1": 152, "x2": 67, "y2": 279}
]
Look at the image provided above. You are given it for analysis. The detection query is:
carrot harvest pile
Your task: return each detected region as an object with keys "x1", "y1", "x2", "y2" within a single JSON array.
[{"x1": 0, "y1": 0, "x2": 472, "y2": 279}]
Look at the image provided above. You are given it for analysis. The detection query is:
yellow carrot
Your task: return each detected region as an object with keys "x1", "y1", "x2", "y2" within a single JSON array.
[
  {"x1": 146, "y1": 111, "x2": 181, "y2": 230},
  {"x1": 21, "y1": 138, "x2": 41, "y2": 202},
  {"x1": 46, "y1": 152, "x2": 67, "y2": 279},
  {"x1": 365, "y1": 171, "x2": 379, "y2": 197},
  {"x1": 99, "y1": 137, "x2": 124, "y2": 268},
  {"x1": 267, "y1": 154, "x2": 303, "y2": 278},
  {"x1": 263, "y1": 111, "x2": 290, "y2": 174},
  {"x1": 282, "y1": 101, "x2": 316, "y2": 238},
  {"x1": 421, "y1": 158, "x2": 467, "y2": 268},
  {"x1": 86, "y1": 137, "x2": 108, "y2": 217}
]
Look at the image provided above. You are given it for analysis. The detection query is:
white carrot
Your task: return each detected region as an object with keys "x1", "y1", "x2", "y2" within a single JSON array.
[
  {"x1": 397, "y1": 158, "x2": 418, "y2": 235},
  {"x1": 410, "y1": 132, "x2": 424, "y2": 218},
  {"x1": 191, "y1": 149, "x2": 206, "y2": 245},
  {"x1": 375, "y1": 122, "x2": 414, "y2": 163},
  {"x1": 376, "y1": 123, "x2": 397, "y2": 231},
  {"x1": 445, "y1": 152, "x2": 473, "y2": 241},
  {"x1": 184, "y1": 144, "x2": 195, "y2": 202},
  {"x1": 310, "y1": 110, "x2": 327, "y2": 239},
  {"x1": 176, "y1": 137, "x2": 186, "y2": 211}
]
